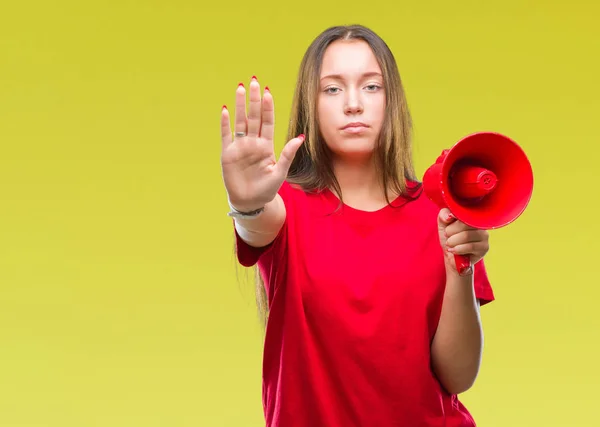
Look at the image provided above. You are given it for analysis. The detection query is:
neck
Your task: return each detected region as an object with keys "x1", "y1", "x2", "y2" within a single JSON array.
[
  {"x1": 331, "y1": 155, "x2": 395, "y2": 209},
  {"x1": 332, "y1": 155, "x2": 379, "y2": 194}
]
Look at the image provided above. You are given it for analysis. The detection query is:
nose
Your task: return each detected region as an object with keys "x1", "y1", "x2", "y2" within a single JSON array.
[{"x1": 344, "y1": 88, "x2": 363, "y2": 115}]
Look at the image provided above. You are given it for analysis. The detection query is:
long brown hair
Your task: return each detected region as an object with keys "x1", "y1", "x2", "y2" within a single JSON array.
[{"x1": 253, "y1": 24, "x2": 419, "y2": 328}]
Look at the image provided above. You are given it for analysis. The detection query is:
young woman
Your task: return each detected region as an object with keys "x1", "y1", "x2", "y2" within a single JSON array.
[{"x1": 220, "y1": 24, "x2": 494, "y2": 427}]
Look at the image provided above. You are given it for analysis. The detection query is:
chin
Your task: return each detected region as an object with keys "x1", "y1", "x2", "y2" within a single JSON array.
[
  {"x1": 331, "y1": 146, "x2": 375, "y2": 161},
  {"x1": 324, "y1": 133, "x2": 377, "y2": 159}
]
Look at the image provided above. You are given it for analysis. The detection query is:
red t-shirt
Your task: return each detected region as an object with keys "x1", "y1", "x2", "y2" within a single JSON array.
[{"x1": 235, "y1": 180, "x2": 495, "y2": 427}]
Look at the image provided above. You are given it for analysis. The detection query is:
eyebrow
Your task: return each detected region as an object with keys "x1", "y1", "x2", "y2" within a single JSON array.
[{"x1": 320, "y1": 72, "x2": 383, "y2": 81}]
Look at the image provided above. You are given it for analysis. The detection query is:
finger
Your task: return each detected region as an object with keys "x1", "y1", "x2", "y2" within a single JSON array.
[
  {"x1": 448, "y1": 241, "x2": 488, "y2": 256},
  {"x1": 444, "y1": 219, "x2": 477, "y2": 237},
  {"x1": 446, "y1": 230, "x2": 488, "y2": 248},
  {"x1": 438, "y1": 209, "x2": 456, "y2": 227},
  {"x1": 275, "y1": 134, "x2": 305, "y2": 178},
  {"x1": 260, "y1": 87, "x2": 274, "y2": 141},
  {"x1": 220, "y1": 105, "x2": 232, "y2": 150},
  {"x1": 234, "y1": 83, "x2": 247, "y2": 136},
  {"x1": 247, "y1": 77, "x2": 262, "y2": 138}
]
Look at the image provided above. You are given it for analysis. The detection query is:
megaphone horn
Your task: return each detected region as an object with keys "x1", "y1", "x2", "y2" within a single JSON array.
[{"x1": 423, "y1": 132, "x2": 534, "y2": 275}]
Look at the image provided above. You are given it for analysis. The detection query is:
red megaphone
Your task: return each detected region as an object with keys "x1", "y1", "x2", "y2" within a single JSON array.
[{"x1": 423, "y1": 132, "x2": 534, "y2": 275}]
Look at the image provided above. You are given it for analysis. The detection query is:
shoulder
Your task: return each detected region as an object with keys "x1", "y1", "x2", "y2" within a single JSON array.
[
  {"x1": 279, "y1": 180, "x2": 307, "y2": 208},
  {"x1": 276, "y1": 181, "x2": 315, "y2": 225},
  {"x1": 279, "y1": 180, "x2": 305, "y2": 198},
  {"x1": 415, "y1": 191, "x2": 442, "y2": 218},
  {"x1": 402, "y1": 181, "x2": 442, "y2": 221},
  {"x1": 279, "y1": 180, "x2": 321, "y2": 208},
  {"x1": 391, "y1": 183, "x2": 444, "y2": 246}
]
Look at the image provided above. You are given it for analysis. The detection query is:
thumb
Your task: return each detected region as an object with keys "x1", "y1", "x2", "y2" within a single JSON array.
[
  {"x1": 275, "y1": 134, "x2": 305, "y2": 177},
  {"x1": 437, "y1": 208, "x2": 455, "y2": 229}
]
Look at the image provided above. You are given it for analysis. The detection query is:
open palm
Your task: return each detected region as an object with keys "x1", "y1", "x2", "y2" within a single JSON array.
[{"x1": 220, "y1": 78, "x2": 304, "y2": 212}]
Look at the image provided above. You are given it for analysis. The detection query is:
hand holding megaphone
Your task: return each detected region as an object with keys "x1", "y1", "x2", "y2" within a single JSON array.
[{"x1": 423, "y1": 132, "x2": 534, "y2": 275}]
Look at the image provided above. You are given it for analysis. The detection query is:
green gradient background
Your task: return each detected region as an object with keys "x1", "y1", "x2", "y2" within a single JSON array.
[{"x1": 1, "y1": 1, "x2": 598, "y2": 426}]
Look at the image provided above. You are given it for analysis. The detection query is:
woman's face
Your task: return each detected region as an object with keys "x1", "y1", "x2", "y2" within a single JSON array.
[{"x1": 317, "y1": 39, "x2": 386, "y2": 162}]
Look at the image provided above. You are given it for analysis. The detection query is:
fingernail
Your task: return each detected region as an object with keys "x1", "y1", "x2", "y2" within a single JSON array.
[
  {"x1": 298, "y1": 134, "x2": 305, "y2": 141},
  {"x1": 222, "y1": 105, "x2": 227, "y2": 110},
  {"x1": 448, "y1": 212, "x2": 455, "y2": 220},
  {"x1": 265, "y1": 86, "x2": 270, "y2": 92},
  {"x1": 238, "y1": 82, "x2": 244, "y2": 88},
  {"x1": 251, "y1": 75, "x2": 258, "y2": 81},
  {"x1": 447, "y1": 247, "x2": 454, "y2": 253}
]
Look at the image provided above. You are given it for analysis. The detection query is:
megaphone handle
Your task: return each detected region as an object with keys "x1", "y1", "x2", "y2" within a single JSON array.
[{"x1": 454, "y1": 254, "x2": 473, "y2": 276}]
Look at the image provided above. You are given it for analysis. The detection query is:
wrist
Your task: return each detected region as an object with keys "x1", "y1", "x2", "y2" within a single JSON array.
[
  {"x1": 444, "y1": 253, "x2": 474, "y2": 278},
  {"x1": 228, "y1": 200, "x2": 264, "y2": 213},
  {"x1": 445, "y1": 262, "x2": 473, "y2": 281},
  {"x1": 227, "y1": 199, "x2": 266, "y2": 220},
  {"x1": 444, "y1": 270, "x2": 478, "y2": 309},
  {"x1": 227, "y1": 196, "x2": 266, "y2": 213}
]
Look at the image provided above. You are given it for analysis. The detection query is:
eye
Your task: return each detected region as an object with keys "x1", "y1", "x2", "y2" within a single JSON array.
[
  {"x1": 324, "y1": 87, "x2": 341, "y2": 94},
  {"x1": 365, "y1": 84, "x2": 382, "y2": 91}
]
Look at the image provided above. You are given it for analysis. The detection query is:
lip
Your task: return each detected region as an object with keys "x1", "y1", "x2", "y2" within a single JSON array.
[
  {"x1": 342, "y1": 122, "x2": 369, "y2": 130},
  {"x1": 341, "y1": 122, "x2": 369, "y2": 134}
]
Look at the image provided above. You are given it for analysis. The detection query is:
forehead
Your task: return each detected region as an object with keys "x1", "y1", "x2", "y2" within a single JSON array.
[{"x1": 320, "y1": 40, "x2": 381, "y2": 77}]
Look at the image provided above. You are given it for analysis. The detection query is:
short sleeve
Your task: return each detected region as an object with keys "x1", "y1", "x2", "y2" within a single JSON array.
[
  {"x1": 234, "y1": 220, "x2": 287, "y2": 267},
  {"x1": 233, "y1": 181, "x2": 292, "y2": 268},
  {"x1": 473, "y1": 258, "x2": 495, "y2": 305}
]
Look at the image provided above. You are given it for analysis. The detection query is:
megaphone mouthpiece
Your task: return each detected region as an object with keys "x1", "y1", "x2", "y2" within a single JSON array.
[{"x1": 450, "y1": 164, "x2": 498, "y2": 200}]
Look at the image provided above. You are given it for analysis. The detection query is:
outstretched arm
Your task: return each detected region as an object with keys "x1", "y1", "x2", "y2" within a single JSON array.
[{"x1": 220, "y1": 77, "x2": 304, "y2": 248}]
